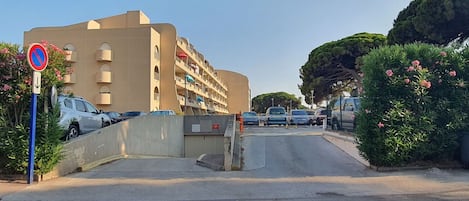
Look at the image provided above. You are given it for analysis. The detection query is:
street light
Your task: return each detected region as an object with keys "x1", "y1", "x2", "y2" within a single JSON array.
[{"x1": 271, "y1": 98, "x2": 274, "y2": 107}]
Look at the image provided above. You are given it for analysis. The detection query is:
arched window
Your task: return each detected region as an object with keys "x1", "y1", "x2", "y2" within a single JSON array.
[
  {"x1": 63, "y1": 44, "x2": 75, "y2": 51},
  {"x1": 63, "y1": 86, "x2": 73, "y2": 94},
  {"x1": 99, "y1": 86, "x2": 111, "y2": 94},
  {"x1": 154, "y1": 45, "x2": 160, "y2": 59},
  {"x1": 99, "y1": 43, "x2": 111, "y2": 50}
]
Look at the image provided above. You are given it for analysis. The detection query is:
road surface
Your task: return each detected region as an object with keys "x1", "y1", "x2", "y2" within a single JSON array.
[{"x1": 3, "y1": 126, "x2": 469, "y2": 201}]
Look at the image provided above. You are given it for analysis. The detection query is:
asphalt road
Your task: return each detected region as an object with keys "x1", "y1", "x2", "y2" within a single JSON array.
[{"x1": 3, "y1": 126, "x2": 469, "y2": 201}]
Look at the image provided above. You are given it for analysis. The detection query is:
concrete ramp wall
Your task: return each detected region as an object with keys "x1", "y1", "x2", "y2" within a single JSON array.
[{"x1": 44, "y1": 115, "x2": 184, "y2": 180}]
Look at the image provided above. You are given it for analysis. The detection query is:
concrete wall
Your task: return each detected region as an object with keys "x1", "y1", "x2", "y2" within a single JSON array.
[
  {"x1": 184, "y1": 136, "x2": 224, "y2": 158},
  {"x1": 44, "y1": 115, "x2": 184, "y2": 179}
]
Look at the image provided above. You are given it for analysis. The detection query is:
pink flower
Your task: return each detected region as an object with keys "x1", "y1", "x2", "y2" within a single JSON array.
[
  {"x1": 449, "y1": 70, "x2": 457, "y2": 77},
  {"x1": 386, "y1": 69, "x2": 393, "y2": 77},
  {"x1": 412, "y1": 60, "x2": 420, "y2": 67},
  {"x1": 24, "y1": 77, "x2": 32, "y2": 85},
  {"x1": 440, "y1": 51, "x2": 447, "y2": 57},
  {"x1": 378, "y1": 122, "x2": 384, "y2": 128},
  {"x1": 365, "y1": 109, "x2": 371, "y2": 114},
  {"x1": 404, "y1": 78, "x2": 410, "y2": 84},
  {"x1": 420, "y1": 80, "x2": 431, "y2": 89},
  {"x1": 16, "y1": 53, "x2": 25, "y2": 60},
  {"x1": 0, "y1": 48, "x2": 9, "y2": 54},
  {"x1": 407, "y1": 66, "x2": 415, "y2": 72},
  {"x1": 2, "y1": 84, "x2": 12, "y2": 91}
]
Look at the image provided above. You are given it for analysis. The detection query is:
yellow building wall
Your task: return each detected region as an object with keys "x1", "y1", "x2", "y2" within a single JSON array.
[{"x1": 216, "y1": 70, "x2": 250, "y2": 114}]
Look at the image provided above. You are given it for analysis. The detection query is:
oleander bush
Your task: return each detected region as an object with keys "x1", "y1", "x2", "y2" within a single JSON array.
[
  {"x1": 0, "y1": 42, "x2": 67, "y2": 175},
  {"x1": 356, "y1": 43, "x2": 469, "y2": 167}
]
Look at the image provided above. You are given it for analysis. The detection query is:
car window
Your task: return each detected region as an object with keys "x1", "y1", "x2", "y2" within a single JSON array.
[
  {"x1": 269, "y1": 108, "x2": 285, "y2": 115},
  {"x1": 75, "y1": 100, "x2": 87, "y2": 112},
  {"x1": 64, "y1": 98, "x2": 73, "y2": 109},
  {"x1": 84, "y1": 101, "x2": 98, "y2": 113},
  {"x1": 243, "y1": 112, "x2": 257, "y2": 116},
  {"x1": 292, "y1": 110, "x2": 307, "y2": 115}
]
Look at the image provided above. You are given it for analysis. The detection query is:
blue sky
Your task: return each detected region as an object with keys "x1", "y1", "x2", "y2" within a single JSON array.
[{"x1": 3, "y1": 0, "x2": 411, "y2": 105}]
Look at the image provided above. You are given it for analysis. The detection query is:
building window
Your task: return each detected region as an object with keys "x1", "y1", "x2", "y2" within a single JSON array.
[{"x1": 154, "y1": 45, "x2": 160, "y2": 59}]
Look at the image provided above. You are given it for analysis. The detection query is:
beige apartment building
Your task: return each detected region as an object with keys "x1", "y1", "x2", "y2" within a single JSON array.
[{"x1": 24, "y1": 10, "x2": 250, "y2": 115}]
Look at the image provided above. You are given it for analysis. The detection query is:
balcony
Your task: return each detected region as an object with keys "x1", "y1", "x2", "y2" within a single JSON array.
[
  {"x1": 64, "y1": 50, "x2": 77, "y2": 62},
  {"x1": 96, "y1": 50, "x2": 112, "y2": 61},
  {"x1": 96, "y1": 71, "x2": 112, "y2": 83},
  {"x1": 96, "y1": 93, "x2": 111, "y2": 105},
  {"x1": 63, "y1": 73, "x2": 76, "y2": 84}
]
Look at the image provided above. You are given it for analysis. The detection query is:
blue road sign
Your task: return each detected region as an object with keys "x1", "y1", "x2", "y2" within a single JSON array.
[{"x1": 27, "y1": 43, "x2": 48, "y2": 71}]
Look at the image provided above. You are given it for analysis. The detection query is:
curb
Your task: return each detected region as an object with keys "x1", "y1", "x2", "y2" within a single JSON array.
[
  {"x1": 322, "y1": 131, "x2": 464, "y2": 172},
  {"x1": 196, "y1": 154, "x2": 224, "y2": 171}
]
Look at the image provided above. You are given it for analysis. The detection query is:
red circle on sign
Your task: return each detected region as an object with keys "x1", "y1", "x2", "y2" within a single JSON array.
[{"x1": 27, "y1": 43, "x2": 49, "y2": 72}]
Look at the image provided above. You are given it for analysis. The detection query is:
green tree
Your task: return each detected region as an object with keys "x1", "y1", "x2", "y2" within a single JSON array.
[
  {"x1": 298, "y1": 33, "x2": 386, "y2": 104},
  {"x1": 252, "y1": 92, "x2": 301, "y2": 113},
  {"x1": 388, "y1": 0, "x2": 469, "y2": 45}
]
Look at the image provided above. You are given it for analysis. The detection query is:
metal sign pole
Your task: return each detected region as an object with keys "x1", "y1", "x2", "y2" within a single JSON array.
[
  {"x1": 26, "y1": 43, "x2": 47, "y2": 185},
  {"x1": 27, "y1": 71, "x2": 41, "y2": 184}
]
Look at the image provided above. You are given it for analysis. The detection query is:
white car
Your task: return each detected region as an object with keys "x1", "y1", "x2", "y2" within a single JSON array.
[{"x1": 58, "y1": 95, "x2": 111, "y2": 140}]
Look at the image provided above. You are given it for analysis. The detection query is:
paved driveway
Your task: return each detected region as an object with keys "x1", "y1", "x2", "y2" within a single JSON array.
[{"x1": 3, "y1": 127, "x2": 469, "y2": 201}]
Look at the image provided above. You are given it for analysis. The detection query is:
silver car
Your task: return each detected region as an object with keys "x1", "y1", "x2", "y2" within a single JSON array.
[{"x1": 58, "y1": 95, "x2": 111, "y2": 140}]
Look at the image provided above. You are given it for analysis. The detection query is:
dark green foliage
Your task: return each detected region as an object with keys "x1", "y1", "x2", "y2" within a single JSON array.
[
  {"x1": 388, "y1": 0, "x2": 469, "y2": 45},
  {"x1": 299, "y1": 33, "x2": 386, "y2": 104},
  {"x1": 34, "y1": 104, "x2": 64, "y2": 175},
  {"x1": 0, "y1": 42, "x2": 67, "y2": 175},
  {"x1": 356, "y1": 43, "x2": 469, "y2": 166},
  {"x1": 252, "y1": 92, "x2": 301, "y2": 113}
]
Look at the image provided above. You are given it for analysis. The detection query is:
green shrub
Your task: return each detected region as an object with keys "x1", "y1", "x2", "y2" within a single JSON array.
[
  {"x1": 0, "y1": 42, "x2": 67, "y2": 175},
  {"x1": 356, "y1": 43, "x2": 469, "y2": 166}
]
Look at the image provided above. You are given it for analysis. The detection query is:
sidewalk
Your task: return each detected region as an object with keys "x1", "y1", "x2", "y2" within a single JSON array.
[
  {"x1": 0, "y1": 179, "x2": 28, "y2": 198},
  {"x1": 322, "y1": 130, "x2": 370, "y2": 167}
]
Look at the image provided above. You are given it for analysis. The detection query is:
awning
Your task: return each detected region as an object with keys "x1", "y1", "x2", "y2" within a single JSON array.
[
  {"x1": 196, "y1": 96, "x2": 204, "y2": 102},
  {"x1": 177, "y1": 52, "x2": 187, "y2": 58},
  {"x1": 185, "y1": 74, "x2": 195, "y2": 83}
]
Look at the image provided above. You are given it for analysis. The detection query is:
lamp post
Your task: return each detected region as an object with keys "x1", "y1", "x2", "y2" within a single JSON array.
[
  {"x1": 311, "y1": 90, "x2": 314, "y2": 109},
  {"x1": 271, "y1": 98, "x2": 274, "y2": 107}
]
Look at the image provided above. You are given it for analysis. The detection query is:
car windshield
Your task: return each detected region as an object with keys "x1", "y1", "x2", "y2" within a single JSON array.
[
  {"x1": 269, "y1": 108, "x2": 285, "y2": 115},
  {"x1": 243, "y1": 112, "x2": 257, "y2": 116},
  {"x1": 124, "y1": 111, "x2": 141, "y2": 116},
  {"x1": 292, "y1": 110, "x2": 307, "y2": 115}
]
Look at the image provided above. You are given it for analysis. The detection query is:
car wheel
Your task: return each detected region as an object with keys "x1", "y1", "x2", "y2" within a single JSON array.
[{"x1": 66, "y1": 125, "x2": 79, "y2": 141}]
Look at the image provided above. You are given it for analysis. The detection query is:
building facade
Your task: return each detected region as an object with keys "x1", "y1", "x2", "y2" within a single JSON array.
[{"x1": 24, "y1": 11, "x2": 250, "y2": 115}]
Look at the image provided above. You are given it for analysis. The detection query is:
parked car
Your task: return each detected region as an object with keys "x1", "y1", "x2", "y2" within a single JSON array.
[
  {"x1": 288, "y1": 109, "x2": 310, "y2": 125},
  {"x1": 306, "y1": 110, "x2": 315, "y2": 125},
  {"x1": 58, "y1": 95, "x2": 112, "y2": 140},
  {"x1": 331, "y1": 97, "x2": 360, "y2": 130},
  {"x1": 119, "y1": 111, "x2": 147, "y2": 121},
  {"x1": 242, "y1": 111, "x2": 259, "y2": 125},
  {"x1": 149, "y1": 110, "x2": 176, "y2": 116},
  {"x1": 265, "y1": 106, "x2": 287, "y2": 126},
  {"x1": 103, "y1": 111, "x2": 123, "y2": 124},
  {"x1": 315, "y1": 108, "x2": 331, "y2": 126}
]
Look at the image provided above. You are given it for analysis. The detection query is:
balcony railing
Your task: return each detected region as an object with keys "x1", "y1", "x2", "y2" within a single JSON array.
[
  {"x1": 96, "y1": 93, "x2": 111, "y2": 105},
  {"x1": 96, "y1": 71, "x2": 112, "y2": 83},
  {"x1": 96, "y1": 50, "x2": 112, "y2": 61}
]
